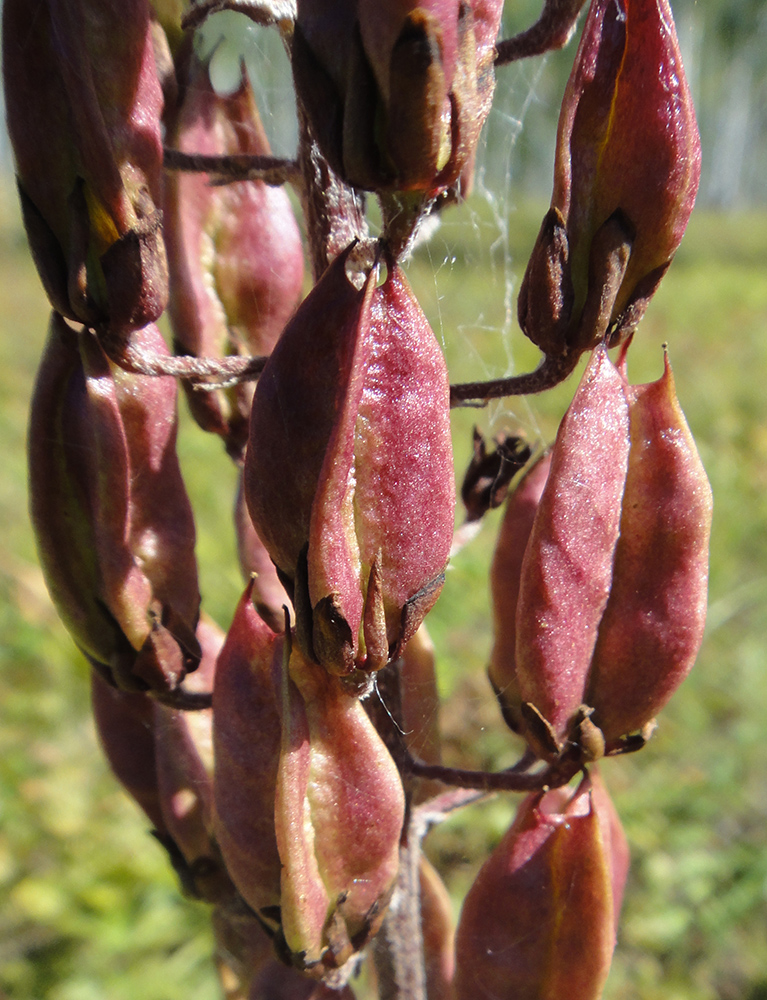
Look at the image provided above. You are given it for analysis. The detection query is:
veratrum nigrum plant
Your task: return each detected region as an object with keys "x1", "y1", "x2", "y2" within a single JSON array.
[{"x1": 4, "y1": 0, "x2": 710, "y2": 995}]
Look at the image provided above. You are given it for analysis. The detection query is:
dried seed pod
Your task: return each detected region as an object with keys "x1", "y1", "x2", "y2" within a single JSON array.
[
  {"x1": 29, "y1": 315, "x2": 200, "y2": 693},
  {"x1": 419, "y1": 855, "x2": 456, "y2": 999},
  {"x1": 277, "y1": 646, "x2": 405, "y2": 978},
  {"x1": 91, "y1": 672, "x2": 166, "y2": 834},
  {"x1": 212, "y1": 585, "x2": 284, "y2": 920},
  {"x1": 213, "y1": 585, "x2": 405, "y2": 982},
  {"x1": 518, "y1": 0, "x2": 701, "y2": 361},
  {"x1": 3, "y1": 0, "x2": 168, "y2": 333},
  {"x1": 587, "y1": 353, "x2": 713, "y2": 741},
  {"x1": 245, "y1": 247, "x2": 454, "y2": 677},
  {"x1": 292, "y1": 0, "x2": 503, "y2": 196},
  {"x1": 514, "y1": 347, "x2": 629, "y2": 754},
  {"x1": 164, "y1": 45, "x2": 304, "y2": 460},
  {"x1": 488, "y1": 451, "x2": 552, "y2": 733},
  {"x1": 455, "y1": 775, "x2": 617, "y2": 1000}
]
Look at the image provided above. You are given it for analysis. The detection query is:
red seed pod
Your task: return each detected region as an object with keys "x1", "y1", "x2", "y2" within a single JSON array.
[
  {"x1": 212, "y1": 584, "x2": 284, "y2": 921},
  {"x1": 488, "y1": 451, "x2": 552, "y2": 733},
  {"x1": 586, "y1": 353, "x2": 713, "y2": 741},
  {"x1": 211, "y1": 906, "x2": 359, "y2": 1000},
  {"x1": 399, "y1": 624, "x2": 444, "y2": 803},
  {"x1": 91, "y1": 671, "x2": 166, "y2": 834},
  {"x1": 3, "y1": 0, "x2": 167, "y2": 332},
  {"x1": 164, "y1": 46, "x2": 304, "y2": 460},
  {"x1": 29, "y1": 315, "x2": 200, "y2": 693},
  {"x1": 518, "y1": 0, "x2": 701, "y2": 361},
  {"x1": 514, "y1": 347, "x2": 629, "y2": 754},
  {"x1": 245, "y1": 246, "x2": 454, "y2": 677},
  {"x1": 419, "y1": 855, "x2": 456, "y2": 1000},
  {"x1": 93, "y1": 617, "x2": 234, "y2": 902},
  {"x1": 276, "y1": 646, "x2": 405, "y2": 978},
  {"x1": 213, "y1": 585, "x2": 405, "y2": 982},
  {"x1": 292, "y1": 0, "x2": 503, "y2": 196},
  {"x1": 590, "y1": 768, "x2": 630, "y2": 928},
  {"x1": 454, "y1": 775, "x2": 617, "y2": 1000},
  {"x1": 153, "y1": 618, "x2": 222, "y2": 872}
]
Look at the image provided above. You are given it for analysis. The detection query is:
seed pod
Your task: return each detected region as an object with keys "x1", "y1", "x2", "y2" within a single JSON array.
[
  {"x1": 277, "y1": 646, "x2": 405, "y2": 977},
  {"x1": 153, "y1": 619, "x2": 221, "y2": 873},
  {"x1": 292, "y1": 0, "x2": 503, "y2": 196},
  {"x1": 213, "y1": 585, "x2": 405, "y2": 982},
  {"x1": 3, "y1": 0, "x2": 167, "y2": 333},
  {"x1": 454, "y1": 775, "x2": 616, "y2": 1000},
  {"x1": 518, "y1": 0, "x2": 701, "y2": 361},
  {"x1": 488, "y1": 451, "x2": 552, "y2": 733},
  {"x1": 164, "y1": 45, "x2": 304, "y2": 460},
  {"x1": 29, "y1": 315, "x2": 200, "y2": 693},
  {"x1": 91, "y1": 671, "x2": 166, "y2": 834},
  {"x1": 398, "y1": 623, "x2": 444, "y2": 804},
  {"x1": 245, "y1": 247, "x2": 454, "y2": 677},
  {"x1": 514, "y1": 347, "x2": 629, "y2": 755},
  {"x1": 212, "y1": 584, "x2": 284, "y2": 921},
  {"x1": 590, "y1": 768, "x2": 630, "y2": 928},
  {"x1": 587, "y1": 353, "x2": 713, "y2": 741},
  {"x1": 419, "y1": 855, "x2": 456, "y2": 1000}
]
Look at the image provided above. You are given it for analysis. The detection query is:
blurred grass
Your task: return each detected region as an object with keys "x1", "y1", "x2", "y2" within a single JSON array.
[{"x1": 1, "y1": 184, "x2": 766, "y2": 999}]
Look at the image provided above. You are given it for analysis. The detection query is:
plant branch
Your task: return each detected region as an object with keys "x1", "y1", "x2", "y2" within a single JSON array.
[
  {"x1": 450, "y1": 351, "x2": 579, "y2": 406},
  {"x1": 163, "y1": 147, "x2": 300, "y2": 187},
  {"x1": 495, "y1": 0, "x2": 587, "y2": 65}
]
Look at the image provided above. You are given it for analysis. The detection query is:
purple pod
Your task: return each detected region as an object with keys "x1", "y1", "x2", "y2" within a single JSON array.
[
  {"x1": 587, "y1": 353, "x2": 713, "y2": 740},
  {"x1": 455, "y1": 775, "x2": 616, "y2": 1000},
  {"x1": 29, "y1": 316, "x2": 200, "y2": 693},
  {"x1": 3, "y1": 0, "x2": 167, "y2": 330},
  {"x1": 488, "y1": 452, "x2": 552, "y2": 733},
  {"x1": 514, "y1": 347, "x2": 629, "y2": 755},
  {"x1": 519, "y1": 0, "x2": 701, "y2": 360},
  {"x1": 246, "y1": 248, "x2": 454, "y2": 676},
  {"x1": 164, "y1": 47, "x2": 303, "y2": 459}
]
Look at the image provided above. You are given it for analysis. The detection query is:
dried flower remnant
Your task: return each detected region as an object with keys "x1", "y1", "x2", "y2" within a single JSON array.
[
  {"x1": 245, "y1": 246, "x2": 454, "y2": 678},
  {"x1": 29, "y1": 315, "x2": 200, "y2": 695},
  {"x1": 454, "y1": 775, "x2": 618, "y2": 1000},
  {"x1": 164, "y1": 45, "x2": 304, "y2": 460},
  {"x1": 3, "y1": 0, "x2": 168, "y2": 334},
  {"x1": 518, "y1": 0, "x2": 701, "y2": 362}
]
